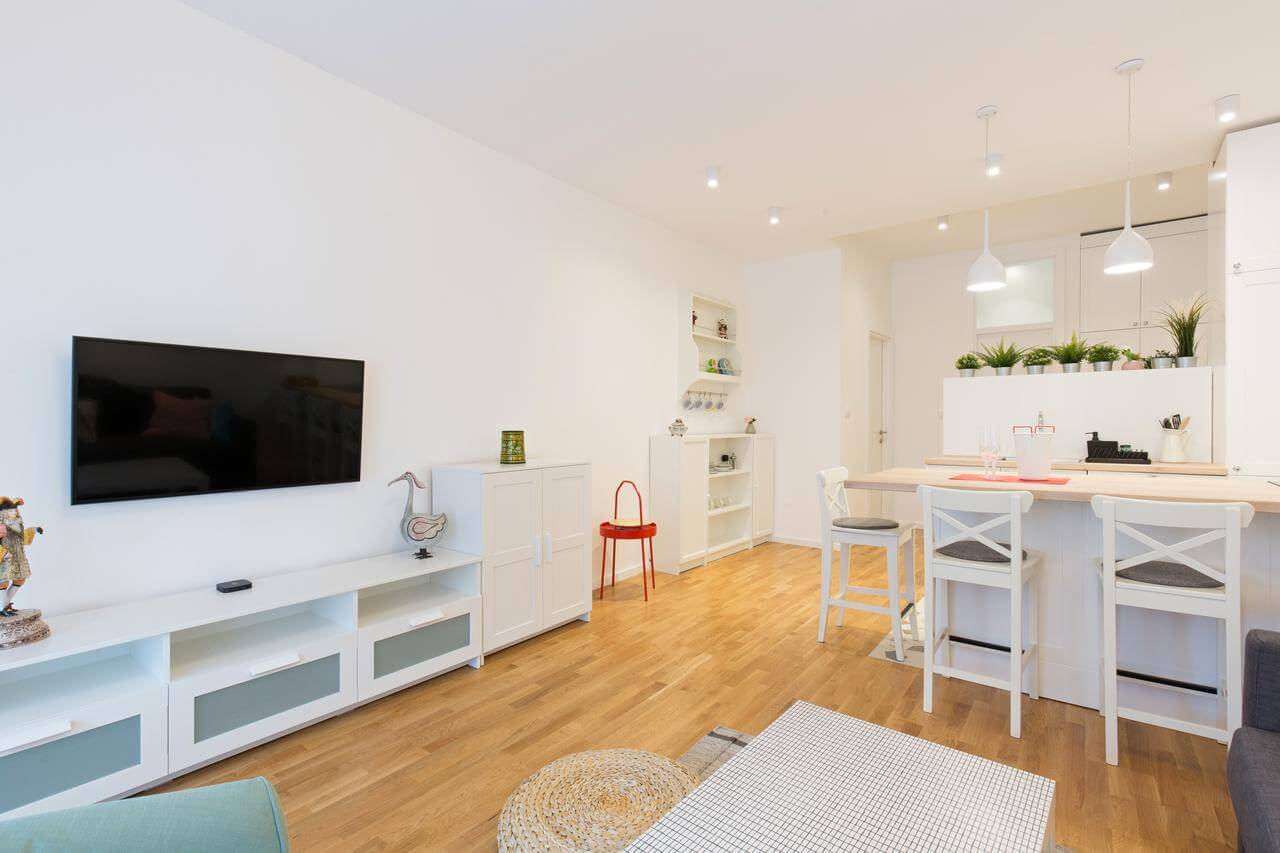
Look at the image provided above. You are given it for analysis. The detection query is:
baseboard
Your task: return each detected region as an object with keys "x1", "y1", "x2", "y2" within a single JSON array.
[
  {"x1": 592, "y1": 558, "x2": 645, "y2": 589},
  {"x1": 769, "y1": 535, "x2": 821, "y2": 550}
]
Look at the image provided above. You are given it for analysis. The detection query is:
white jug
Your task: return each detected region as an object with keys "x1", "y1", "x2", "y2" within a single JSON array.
[
  {"x1": 1014, "y1": 433, "x2": 1053, "y2": 480},
  {"x1": 1159, "y1": 428, "x2": 1190, "y2": 464}
]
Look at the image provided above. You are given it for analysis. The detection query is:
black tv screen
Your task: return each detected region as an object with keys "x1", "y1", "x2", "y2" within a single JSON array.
[{"x1": 72, "y1": 337, "x2": 364, "y2": 504}]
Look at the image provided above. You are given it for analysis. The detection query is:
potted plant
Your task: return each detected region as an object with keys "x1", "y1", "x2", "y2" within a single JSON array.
[
  {"x1": 977, "y1": 339, "x2": 1024, "y2": 376},
  {"x1": 1052, "y1": 333, "x2": 1089, "y2": 373},
  {"x1": 955, "y1": 352, "x2": 981, "y2": 377},
  {"x1": 1022, "y1": 347, "x2": 1053, "y2": 375},
  {"x1": 1150, "y1": 349, "x2": 1175, "y2": 369},
  {"x1": 1159, "y1": 293, "x2": 1209, "y2": 368},
  {"x1": 1086, "y1": 343, "x2": 1121, "y2": 372},
  {"x1": 1120, "y1": 348, "x2": 1147, "y2": 370}
]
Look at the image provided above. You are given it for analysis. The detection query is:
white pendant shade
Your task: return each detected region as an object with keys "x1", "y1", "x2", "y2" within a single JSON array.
[
  {"x1": 1103, "y1": 180, "x2": 1153, "y2": 275},
  {"x1": 966, "y1": 209, "x2": 1006, "y2": 292}
]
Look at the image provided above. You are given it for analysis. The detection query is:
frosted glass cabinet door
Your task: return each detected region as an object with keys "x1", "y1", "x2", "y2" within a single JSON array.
[
  {"x1": 1080, "y1": 244, "x2": 1141, "y2": 332},
  {"x1": 541, "y1": 465, "x2": 591, "y2": 626},
  {"x1": 357, "y1": 595, "x2": 481, "y2": 701},
  {"x1": 0, "y1": 688, "x2": 167, "y2": 819},
  {"x1": 482, "y1": 469, "x2": 543, "y2": 651},
  {"x1": 169, "y1": 633, "x2": 356, "y2": 772}
]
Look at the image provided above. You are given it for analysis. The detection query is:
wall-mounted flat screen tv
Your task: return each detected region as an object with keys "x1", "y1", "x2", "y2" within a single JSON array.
[{"x1": 72, "y1": 337, "x2": 364, "y2": 504}]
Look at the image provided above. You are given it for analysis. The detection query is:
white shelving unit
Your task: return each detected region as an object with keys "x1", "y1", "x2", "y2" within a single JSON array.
[
  {"x1": 680, "y1": 290, "x2": 744, "y2": 394},
  {"x1": 649, "y1": 432, "x2": 775, "y2": 573},
  {"x1": 0, "y1": 547, "x2": 483, "y2": 820}
]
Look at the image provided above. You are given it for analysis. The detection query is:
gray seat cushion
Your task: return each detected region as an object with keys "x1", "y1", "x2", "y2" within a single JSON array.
[
  {"x1": 833, "y1": 516, "x2": 899, "y2": 530},
  {"x1": 936, "y1": 541, "x2": 1027, "y2": 563},
  {"x1": 1116, "y1": 559, "x2": 1223, "y2": 589},
  {"x1": 1229, "y1": 726, "x2": 1280, "y2": 853}
]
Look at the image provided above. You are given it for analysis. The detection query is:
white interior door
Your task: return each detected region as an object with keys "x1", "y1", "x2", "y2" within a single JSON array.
[
  {"x1": 866, "y1": 336, "x2": 887, "y2": 515},
  {"x1": 541, "y1": 465, "x2": 591, "y2": 625},
  {"x1": 482, "y1": 469, "x2": 543, "y2": 651}
]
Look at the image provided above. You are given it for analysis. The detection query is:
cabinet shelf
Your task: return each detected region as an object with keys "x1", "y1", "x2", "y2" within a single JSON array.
[
  {"x1": 359, "y1": 583, "x2": 476, "y2": 629},
  {"x1": 708, "y1": 503, "x2": 751, "y2": 517},
  {"x1": 0, "y1": 655, "x2": 161, "y2": 731},
  {"x1": 691, "y1": 372, "x2": 742, "y2": 385},
  {"x1": 690, "y1": 292, "x2": 735, "y2": 311},
  {"x1": 692, "y1": 328, "x2": 737, "y2": 345},
  {"x1": 171, "y1": 610, "x2": 348, "y2": 681},
  {"x1": 708, "y1": 469, "x2": 749, "y2": 479}
]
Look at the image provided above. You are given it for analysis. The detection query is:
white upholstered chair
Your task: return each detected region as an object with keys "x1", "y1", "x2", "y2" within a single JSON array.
[
  {"x1": 1091, "y1": 494, "x2": 1253, "y2": 766},
  {"x1": 817, "y1": 467, "x2": 919, "y2": 661},
  {"x1": 919, "y1": 484, "x2": 1042, "y2": 738}
]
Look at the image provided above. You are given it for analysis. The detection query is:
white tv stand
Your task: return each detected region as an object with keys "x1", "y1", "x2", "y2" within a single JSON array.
[{"x1": 0, "y1": 547, "x2": 482, "y2": 820}]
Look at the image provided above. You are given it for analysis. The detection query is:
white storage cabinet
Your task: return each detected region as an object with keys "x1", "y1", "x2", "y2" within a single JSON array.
[{"x1": 432, "y1": 460, "x2": 592, "y2": 653}]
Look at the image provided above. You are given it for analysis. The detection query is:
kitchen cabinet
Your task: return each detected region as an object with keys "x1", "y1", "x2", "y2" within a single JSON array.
[
  {"x1": 1220, "y1": 123, "x2": 1280, "y2": 275},
  {"x1": 433, "y1": 460, "x2": 592, "y2": 652},
  {"x1": 1079, "y1": 221, "x2": 1210, "y2": 337},
  {"x1": 649, "y1": 433, "x2": 774, "y2": 574}
]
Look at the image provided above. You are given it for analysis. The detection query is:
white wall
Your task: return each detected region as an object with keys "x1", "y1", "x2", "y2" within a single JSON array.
[
  {"x1": 0, "y1": 0, "x2": 742, "y2": 616},
  {"x1": 742, "y1": 250, "x2": 841, "y2": 547}
]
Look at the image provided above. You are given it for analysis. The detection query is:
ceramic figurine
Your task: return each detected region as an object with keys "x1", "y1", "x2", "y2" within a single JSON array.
[
  {"x1": 668, "y1": 418, "x2": 688, "y2": 437},
  {"x1": 388, "y1": 472, "x2": 448, "y2": 559},
  {"x1": 744, "y1": 416, "x2": 757, "y2": 434},
  {"x1": 0, "y1": 497, "x2": 50, "y2": 649},
  {"x1": 692, "y1": 308, "x2": 698, "y2": 329},
  {"x1": 717, "y1": 319, "x2": 728, "y2": 339}
]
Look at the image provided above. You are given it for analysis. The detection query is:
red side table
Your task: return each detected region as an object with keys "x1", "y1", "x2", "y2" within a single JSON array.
[{"x1": 598, "y1": 480, "x2": 657, "y2": 600}]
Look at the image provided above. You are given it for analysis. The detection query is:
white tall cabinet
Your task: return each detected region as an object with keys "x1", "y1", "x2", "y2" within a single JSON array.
[
  {"x1": 433, "y1": 460, "x2": 592, "y2": 652},
  {"x1": 649, "y1": 433, "x2": 773, "y2": 574},
  {"x1": 1215, "y1": 122, "x2": 1280, "y2": 476}
]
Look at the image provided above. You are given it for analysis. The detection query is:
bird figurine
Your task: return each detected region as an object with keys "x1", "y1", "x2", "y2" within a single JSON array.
[{"x1": 387, "y1": 471, "x2": 447, "y2": 559}]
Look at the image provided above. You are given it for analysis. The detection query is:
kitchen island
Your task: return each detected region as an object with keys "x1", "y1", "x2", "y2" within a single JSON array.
[{"x1": 847, "y1": 468, "x2": 1280, "y2": 734}]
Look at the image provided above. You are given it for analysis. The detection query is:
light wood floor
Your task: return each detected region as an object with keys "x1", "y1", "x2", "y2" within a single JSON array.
[{"x1": 156, "y1": 542, "x2": 1236, "y2": 851}]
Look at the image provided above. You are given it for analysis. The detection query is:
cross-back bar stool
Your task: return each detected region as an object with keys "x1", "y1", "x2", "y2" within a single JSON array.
[
  {"x1": 1091, "y1": 495, "x2": 1253, "y2": 765},
  {"x1": 817, "y1": 467, "x2": 919, "y2": 661},
  {"x1": 919, "y1": 484, "x2": 1042, "y2": 738}
]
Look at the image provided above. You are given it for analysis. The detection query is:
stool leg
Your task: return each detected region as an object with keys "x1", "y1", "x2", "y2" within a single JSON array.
[
  {"x1": 648, "y1": 537, "x2": 657, "y2": 590},
  {"x1": 818, "y1": 534, "x2": 832, "y2": 643},
  {"x1": 611, "y1": 540, "x2": 617, "y2": 588},
  {"x1": 599, "y1": 539, "x2": 608, "y2": 601},
  {"x1": 836, "y1": 543, "x2": 850, "y2": 627},
  {"x1": 1103, "y1": 575, "x2": 1119, "y2": 765},
  {"x1": 887, "y1": 541, "x2": 904, "y2": 662},
  {"x1": 905, "y1": 533, "x2": 920, "y2": 641},
  {"x1": 1010, "y1": 566, "x2": 1023, "y2": 739},
  {"x1": 941, "y1": 579, "x2": 952, "y2": 673},
  {"x1": 640, "y1": 539, "x2": 649, "y2": 602},
  {"x1": 1227, "y1": 608, "x2": 1242, "y2": 738},
  {"x1": 923, "y1": 564, "x2": 934, "y2": 714},
  {"x1": 1029, "y1": 573, "x2": 1040, "y2": 701}
]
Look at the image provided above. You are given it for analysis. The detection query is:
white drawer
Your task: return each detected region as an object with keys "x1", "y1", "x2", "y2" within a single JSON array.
[
  {"x1": 169, "y1": 631, "x2": 356, "y2": 772},
  {"x1": 0, "y1": 687, "x2": 167, "y2": 819},
  {"x1": 357, "y1": 594, "x2": 481, "y2": 702}
]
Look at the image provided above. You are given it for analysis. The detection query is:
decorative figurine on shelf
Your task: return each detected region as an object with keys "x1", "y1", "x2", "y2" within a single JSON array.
[
  {"x1": 692, "y1": 308, "x2": 698, "y2": 330},
  {"x1": 388, "y1": 472, "x2": 447, "y2": 560},
  {"x1": 706, "y1": 358, "x2": 717, "y2": 373},
  {"x1": 668, "y1": 418, "x2": 688, "y2": 437},
  {"x1": 0, "y1": 497, "x2": 50, "y2": 649},
  {"x1": 744, "y1": 416, "x2": 757, "y2": 434},
  {"x1": 717, "y1": 318, "x2": 729, "y2": 339}
]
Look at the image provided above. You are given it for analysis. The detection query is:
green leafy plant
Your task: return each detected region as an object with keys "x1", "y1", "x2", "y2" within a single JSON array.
[
  {"x1": 1086, "y1": 343, "x2": 1121, "y2": 363},
  {"x1": 1052, "y1": 332, "x2": 1090, "y2": 365},
  {"x1": 977, "y1": 339, "x2": 1025, "y2": 369},
  {"x1": 954, "y1": 353, "x2": 981, "y2": 370},
  {"x1": 1153, "y1": 348, "x2": 1173, "y2": 358},
  {"x1": 1159, "y1": 293, "x2": 1210, "y2": 358},
  {"x1": 1022, "y1": 347, "x2": 1053, "y2": 367},
  {"x1": 1121, "y1": 348, "x2": 1142, "y2": 362}
]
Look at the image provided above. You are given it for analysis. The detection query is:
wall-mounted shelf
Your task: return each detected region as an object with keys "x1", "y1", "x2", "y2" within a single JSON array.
[
  {"x1": 708, "y1": 469, "x2": 749, "y2": 479},
  {"x1": 692, "y1": 327, "x2": 737, "y2": 345},
  {"x1": 691, "y1": 372, "x2": 741, "y2": 386},
  {"x1": 681, "y1": 289, "x2": 743, "y2": 395}
]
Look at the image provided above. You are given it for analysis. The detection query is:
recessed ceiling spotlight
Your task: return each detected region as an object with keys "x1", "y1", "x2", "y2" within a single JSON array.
[
  {"x1": 1156, "y1": 171, "x2": 1172, "y2": 191},
  {"x1": 1209, "y1": 168, "x2": 1228, "y2": 182},
  {"x1": 937, "y1": 215, "x2": 950, "y2": 231},
  {"x1": 1215, "y1": 93, "x2": 1240, "y2": 124},
  {"x1": 767, "y1": 206, "x2": 781, "y2": 226},
  {"x1": 705, "y1": 165, "x2": 720, "y2": 189},
  {"x1": 976, "y1": 105, "x2": 1001, "y2": 177}
]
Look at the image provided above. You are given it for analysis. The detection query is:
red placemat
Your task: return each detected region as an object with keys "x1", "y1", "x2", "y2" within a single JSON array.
[{"x1": 950, "y1": 473, "x2": 1071, "y2": 485}]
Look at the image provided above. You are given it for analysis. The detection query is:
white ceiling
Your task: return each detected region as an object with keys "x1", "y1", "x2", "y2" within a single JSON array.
[{"x1": 181, "y1": 0, "x2": 1280, "y2": 261}]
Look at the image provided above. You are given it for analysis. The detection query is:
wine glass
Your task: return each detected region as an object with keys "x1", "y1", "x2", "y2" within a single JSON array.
[{"x1": 978, "y1": 426, "x2": 1001, "y2": 480}]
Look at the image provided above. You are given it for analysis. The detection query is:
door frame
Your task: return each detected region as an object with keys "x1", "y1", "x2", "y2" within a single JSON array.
[{"x1": 867, "y1": 332, "x2": 892, "y2": 515}]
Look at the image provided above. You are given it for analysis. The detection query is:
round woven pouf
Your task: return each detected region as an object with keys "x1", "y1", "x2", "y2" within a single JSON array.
[{"x1": 498, "y1": 748, "x2": 700, "y2": 852}]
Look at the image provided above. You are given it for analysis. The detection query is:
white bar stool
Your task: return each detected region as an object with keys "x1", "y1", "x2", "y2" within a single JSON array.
[
  {"x1": 816, "y1": 467, "x2": 919, "y2": 661},
  {"x1": 1091, "y1": 495, "x2": 1253, "y2": 766},
  {"x1": 919, "y1": 485, "x2": 1042, "y2": 738}
]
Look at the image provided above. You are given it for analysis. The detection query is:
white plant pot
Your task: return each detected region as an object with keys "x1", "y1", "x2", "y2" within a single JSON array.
[
  {"x1": 1025, "y1": 365, "x2": 1046, "y2": 375},
  {"x1": 1061, "y1": 363, "x2": 1081, "y2": 373},
  {"x1": 995, "y1": 366, "x2": 1012, "y2": 376},
  {"x1": 1091, "y1": 361, "x2": 1113, "y2": 371},
  {"x1": 1176, "y1": 356, "x2": 1198, "y2": 368},
  {"x1": 1151, "y1": 357, "x2": 1175, "y2": 369},
  {"x1": 958, "y1": 368, "x2": 976, "y2": 377}
]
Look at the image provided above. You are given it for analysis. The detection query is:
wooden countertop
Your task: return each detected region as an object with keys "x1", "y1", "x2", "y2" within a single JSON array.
[
  {"x1": 848, "y1": 468, "x2": 1280, "y2": 513},
  {"x1": 924, "y1": 455, "x2": 1227, "y2": 477}
]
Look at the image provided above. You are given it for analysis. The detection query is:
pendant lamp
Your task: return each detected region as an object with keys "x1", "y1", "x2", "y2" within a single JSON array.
[
  {"x1": 1103, "y1": 59, "x2": 1154, "y2": 275},
  {"x1": 966, "y1": 105, "x2": 1005, "y2": 292}
]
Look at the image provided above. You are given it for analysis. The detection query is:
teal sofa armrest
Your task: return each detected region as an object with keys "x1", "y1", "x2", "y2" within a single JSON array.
[{"x1": 1, "y1": 777, "x2": 288, "y2": 853}]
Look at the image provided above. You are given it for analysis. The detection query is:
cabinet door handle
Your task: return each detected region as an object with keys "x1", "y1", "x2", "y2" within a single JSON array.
[
  {"x1": 248, "y1": 652, "x2": 303, "y2": 678},
  {"x1": 1131, "y1": 322, "x2": 1138, "y2": 327},
  {"x1": 545, "y1": 532, "x2": 553, "y2": 564},
  {"x1": 408, "y1": 608, "x2": 446, "y2": 629},
  {"x1": 0, "y1": 718, "x2": 74, "y2": 754}
]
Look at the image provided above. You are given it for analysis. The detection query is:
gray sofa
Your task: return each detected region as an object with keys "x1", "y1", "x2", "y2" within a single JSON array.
[{"x1": 1230, "y1": 629, "x2": 1280, "y2": 852}]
